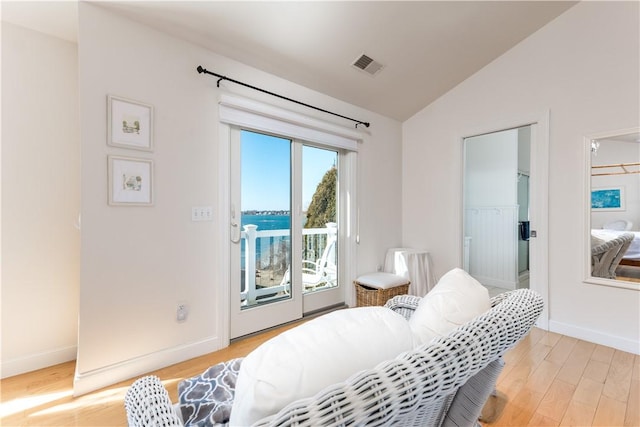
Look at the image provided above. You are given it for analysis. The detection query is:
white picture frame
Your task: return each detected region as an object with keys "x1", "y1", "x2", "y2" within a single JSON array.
[
  {"x1": 108, "y1": 156, "x2": 153, "y2": 206},
  {"x1": 108, "y1": 95, "x2": 154, "y2": 151}
]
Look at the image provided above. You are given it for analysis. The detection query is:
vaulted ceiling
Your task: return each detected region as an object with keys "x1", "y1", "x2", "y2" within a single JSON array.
[{"x1": 2, "y1": 1, "x2": 577, "y2": 121}]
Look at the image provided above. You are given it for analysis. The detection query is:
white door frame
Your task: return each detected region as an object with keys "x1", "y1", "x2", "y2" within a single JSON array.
[{"x1": 459, "y1": 110, "x2": 550, "y2": 330}]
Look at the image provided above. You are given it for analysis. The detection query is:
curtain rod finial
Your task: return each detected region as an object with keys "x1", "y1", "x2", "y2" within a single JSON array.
[{"x1": 197, "y1": 65, "x2": 205, "y2": 74}]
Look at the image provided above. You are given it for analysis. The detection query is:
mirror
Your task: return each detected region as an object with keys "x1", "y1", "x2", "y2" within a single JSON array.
[{"x1": 587, "y1": 128, "x2": 640, "y2": 288}]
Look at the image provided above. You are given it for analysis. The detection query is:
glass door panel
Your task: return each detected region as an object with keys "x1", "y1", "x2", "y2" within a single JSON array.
[
  {"x1": 230, "y1": 130, "x2": 301, "y2": 339},
  {"x1": 301, "y1": 146, "x2": 338, "y2": 294},
  {"x1": 240, "y1": 131, "x2": 292, "y2": 308}
]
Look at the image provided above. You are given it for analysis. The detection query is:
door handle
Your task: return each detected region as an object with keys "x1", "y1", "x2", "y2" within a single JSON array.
[{"x1": 231, "y1": 222, "x2": 240, "y2": 243}]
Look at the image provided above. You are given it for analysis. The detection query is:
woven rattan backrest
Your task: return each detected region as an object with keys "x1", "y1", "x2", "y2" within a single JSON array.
[
  {"x1": 254, "y1": 288, "x2": 543, "y2": 427},
  {"x1": 592, "y1": 233, "x2": 634, "y2": 278},
  {"x1": 124, "y1": 375, "x2": 182, "y2": 427}
]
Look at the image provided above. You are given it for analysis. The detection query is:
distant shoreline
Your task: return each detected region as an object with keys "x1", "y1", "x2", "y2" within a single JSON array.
[{"x1": 242, "y1": 210, "x2": 290, "y2": 216}]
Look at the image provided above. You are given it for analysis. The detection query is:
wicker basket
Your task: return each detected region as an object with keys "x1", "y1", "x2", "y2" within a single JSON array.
[{"x1": 354, "y1": 281, "x2": 410, "y2": 307}]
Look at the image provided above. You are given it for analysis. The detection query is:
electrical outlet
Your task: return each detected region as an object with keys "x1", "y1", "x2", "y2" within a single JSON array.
[{"x1": 176, "y1": 304, "x2": 189, "y2": 322}]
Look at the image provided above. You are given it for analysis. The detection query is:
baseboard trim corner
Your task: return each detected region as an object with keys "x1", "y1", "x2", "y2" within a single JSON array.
[{"x1": 1, "y1": 345, "x2": 77, "y2": 379}]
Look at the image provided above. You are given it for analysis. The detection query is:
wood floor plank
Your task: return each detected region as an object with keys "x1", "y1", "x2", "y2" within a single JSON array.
[
  {"x1": 572, "y1": 377, "x2": 605, "y2": 408},
  {"x1": 525, "y1": 359, "x2": 562, "y2": 394},
  {"x1": 624, "y1": 379, "x2": 640, "y2": 427},
  {"x1": 535, "y1": 379, "x2": 576, "y2": 422},
  {"x1": 632, "y1": 354, "x2": 640, "y2": 381},
  {"x1": 544, "y1": 335, "x2": 577, "y2": 366},
  {"x1": 593, "y1": 395, "x2": 627, "y2": 427},
  {"x1": 492, "y1": 387, "x2": 543, "y2": 426},
  {"x1": 538, "y1": 331, "x2": 562, "y2": 348},
  {"x1": 591, "y1": 344, "x2": 615, "y2": 364},
  {"x1": 603, "y1": 350, "x2": 635, "y2": 402},
  {"x1": 527, "y1": 412, "x2": 559, "y2": 427},
  {"x1": 555, "y1": 339, "x2": 595, "y2": 386},
  {"x1": 560, "y1": 400, "x2": 597, "y2": 426},
  {"x1": 583, "y1": 359, "x2": 611, "y2": 384}
]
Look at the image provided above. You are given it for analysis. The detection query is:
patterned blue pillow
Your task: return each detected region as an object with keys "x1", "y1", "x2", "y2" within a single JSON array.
[{"x1": 178, "y1": 358, "x2": 243, "y2": 426}]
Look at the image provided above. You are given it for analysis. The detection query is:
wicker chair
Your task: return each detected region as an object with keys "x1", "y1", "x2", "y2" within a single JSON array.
[
  {"x1": 125, "y1": 289, "x2": 543, "y2": 427},
  {"x1": 124, "y1": 375, "x2": 182, "y2": 427},
  {"x1": 591, "y1": 233, "x2": 634, "y2": 279}
]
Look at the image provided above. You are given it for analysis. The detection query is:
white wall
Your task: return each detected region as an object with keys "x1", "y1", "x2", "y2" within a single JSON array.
[
  {"x1": 464, "y1": 129, "x2": 518, "y2": 207},
  {"x1": 75, "y1": 3, "x2": 402, "y2": 394},
  {"x1": 1, "y1": 22, "x2": 80, "y2": 377},
  {"x1": 403, "y1": 1, "x2": 640, "y2": 353}
]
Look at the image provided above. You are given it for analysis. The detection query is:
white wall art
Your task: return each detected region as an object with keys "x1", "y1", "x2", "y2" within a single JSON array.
[
  {"x1": 108, "y1": 95, "x2": 153, "y2": 151},
  {"x1": 108, "y1": 156, "x2": 153, "y2": 206}
]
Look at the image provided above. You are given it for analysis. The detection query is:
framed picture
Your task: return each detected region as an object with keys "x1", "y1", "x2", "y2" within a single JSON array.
[
  {"x1": 108, "y1": 95, "x2": 153, "y2": 151},
  {"x1": 108, "y1": 156, "x2": 153, "y2": 206},
  {"x1": 591, "y1": 186, "x2": 625, "y2": 211}
]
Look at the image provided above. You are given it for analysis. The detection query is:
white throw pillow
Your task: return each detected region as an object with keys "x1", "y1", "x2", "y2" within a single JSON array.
[
  {"x1": 229, "y1": 307, "x2": 415, "y2": 426},
  {"x1": 409, "y1": 268, "x2": 490, "y2": 345}
]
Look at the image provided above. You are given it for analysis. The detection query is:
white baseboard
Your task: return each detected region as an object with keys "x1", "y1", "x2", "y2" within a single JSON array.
[
  {"x1": 73, "y1": 336, "x2": 223, "y2": 396},
  {"x1": 1, "y1": 345, "x2": 77, "y2": 379},
  {"x1": 549, "y1": 320, "x2": 640, "y2": 355}
]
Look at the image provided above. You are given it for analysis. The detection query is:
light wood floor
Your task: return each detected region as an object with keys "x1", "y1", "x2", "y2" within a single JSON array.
[{"x1": 1, "y1": 326, "x2": 638, "y2": 427}]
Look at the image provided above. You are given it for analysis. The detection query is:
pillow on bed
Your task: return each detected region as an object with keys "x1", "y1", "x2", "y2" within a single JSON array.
[
  {"x1": 409, "y1": 268, "x2": 490, "y2": 345},
  {"x1": 229, "y1": 306, "x2": 415, "y2": 426}
]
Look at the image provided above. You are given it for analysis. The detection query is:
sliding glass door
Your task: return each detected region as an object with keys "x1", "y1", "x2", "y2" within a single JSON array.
[{"x1": 230, "y1": 129, "x2": 345, "y2": 339}]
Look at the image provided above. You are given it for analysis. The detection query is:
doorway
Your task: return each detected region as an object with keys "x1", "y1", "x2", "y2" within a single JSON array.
[
  {"x1": 229, "y1": 129, "x2": 346, "y2": 339},
  {"x1": 463, "y1": 125, "x2": 532, "y2": 295},
  {"x1": 459, "y1": 112, "x2": 550, "y2": 330}
]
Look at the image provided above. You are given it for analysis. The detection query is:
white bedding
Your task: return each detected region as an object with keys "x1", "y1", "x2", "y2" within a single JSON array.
[{"x1": 591, "y1": 229, "x2": 640, "y2": 260}]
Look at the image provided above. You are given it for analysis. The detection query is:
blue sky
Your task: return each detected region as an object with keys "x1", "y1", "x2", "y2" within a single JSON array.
[{"x1": 241, "y1": 130, "x2": 336, "y2": 211}]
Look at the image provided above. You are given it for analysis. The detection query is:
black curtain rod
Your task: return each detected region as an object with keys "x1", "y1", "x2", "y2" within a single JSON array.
[{"x1": 196, "y1": 65, "x2": 370, "y2": 129}]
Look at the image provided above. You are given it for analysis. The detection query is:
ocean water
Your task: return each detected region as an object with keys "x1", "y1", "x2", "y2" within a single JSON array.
[
  {"x1": 241, "y1": 214, "x2": 290, "y2": 231},
  {"x1": 241, "y1": 214, "x2": 291, "y2": 270}
]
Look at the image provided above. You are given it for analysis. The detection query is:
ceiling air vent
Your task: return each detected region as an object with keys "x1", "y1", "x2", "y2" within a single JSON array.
[{"x1": 352, "y1": 53, "x2": 384, "y2": 76}]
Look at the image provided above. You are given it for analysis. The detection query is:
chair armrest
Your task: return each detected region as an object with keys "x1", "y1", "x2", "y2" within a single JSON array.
[
  {"x1": 386, "y1": 288, "x2": 514, "y2": 318},
  {"x1": 384, "y1": 294, "x2": 422, "y2": 320},
  {"x1": 124, "y1": 376, "x2": 183, "y2": 427}
]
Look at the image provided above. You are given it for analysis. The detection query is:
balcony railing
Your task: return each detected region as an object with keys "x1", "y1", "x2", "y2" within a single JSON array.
[{"x1": 240, "y1": 223, "x2": 337, "y2": 305}]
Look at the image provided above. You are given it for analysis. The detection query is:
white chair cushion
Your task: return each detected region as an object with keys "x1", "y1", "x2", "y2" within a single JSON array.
[
  {"x1": 355, "y1": 272, "x2": 409, "y2": 289},
  {"x1": 229, "y1": 306, "x2": 416, "y2": 426},
  {"x1": 409, "y1": 268, "x2": 491, "y2": 345}
]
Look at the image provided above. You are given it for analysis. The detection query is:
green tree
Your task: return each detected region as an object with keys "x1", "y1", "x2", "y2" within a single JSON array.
[{"x1": 305, "y1": 166, "x2": 336, "y2": 228}]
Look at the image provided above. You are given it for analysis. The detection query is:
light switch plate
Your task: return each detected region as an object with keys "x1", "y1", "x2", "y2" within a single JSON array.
[{"x1": 192, "y1": 206, "x2": 213, "y2": 221}]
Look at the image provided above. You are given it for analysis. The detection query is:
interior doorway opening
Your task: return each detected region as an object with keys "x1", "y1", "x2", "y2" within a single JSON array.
[{"x1": 463, "y1": 125, "x2": 532, "y2": 296}]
